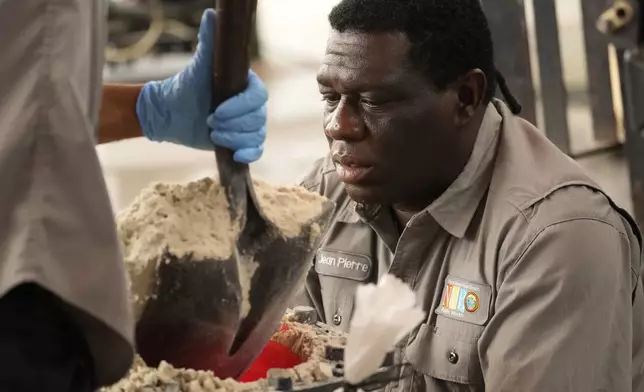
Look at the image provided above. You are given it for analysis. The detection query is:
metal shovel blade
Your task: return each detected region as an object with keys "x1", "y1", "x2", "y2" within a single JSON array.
[
  {"x1": 135, "y1": 200, "x2": 334, "y2": 378},
  {"x1": 134, "y1": 251, "x2": 243, "y2": 377}
]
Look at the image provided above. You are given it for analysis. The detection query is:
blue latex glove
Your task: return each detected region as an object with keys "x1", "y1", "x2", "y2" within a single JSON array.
[{"x1": 136, "y1": 9, "x2": 268, "y2": 164}]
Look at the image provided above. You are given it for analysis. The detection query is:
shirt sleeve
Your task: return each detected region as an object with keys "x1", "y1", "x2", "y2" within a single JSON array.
[{"x1": 480, "y1": 218, "x2": 635, "y2": 391}]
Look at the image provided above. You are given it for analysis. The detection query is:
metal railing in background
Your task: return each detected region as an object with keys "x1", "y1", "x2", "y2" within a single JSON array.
[
  {"x1": 598, "y1": 0, "x2": 644, "y2": 227},
  {"x1": 482, "y1": 0, "x2": 621, "y2": 157},
  {"x1": 484, "y1": 0, "x2": 644, "y2": 226},
  {"x1": 483, "y1": 0, "x2": 538, "y2": 129}
]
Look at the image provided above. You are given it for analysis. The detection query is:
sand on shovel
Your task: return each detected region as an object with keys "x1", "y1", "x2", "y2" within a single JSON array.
[{"x1": 116, "y1": 176, "x2": 329, "y2": 322}]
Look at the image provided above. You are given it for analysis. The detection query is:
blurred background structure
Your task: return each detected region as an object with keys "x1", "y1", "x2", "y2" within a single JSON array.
[{"x1": 100, "y1": 0, "x2": 641, "y2": 225}]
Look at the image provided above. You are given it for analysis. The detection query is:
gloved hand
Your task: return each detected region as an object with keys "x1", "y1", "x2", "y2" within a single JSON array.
[{"x1": 136, "y1": 9, "x2": 268, "y2": 164}]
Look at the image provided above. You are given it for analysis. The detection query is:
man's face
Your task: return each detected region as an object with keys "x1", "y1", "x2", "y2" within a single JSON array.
[{"x1": 317, "y1": 30, "x2": 468, "y2": 209}]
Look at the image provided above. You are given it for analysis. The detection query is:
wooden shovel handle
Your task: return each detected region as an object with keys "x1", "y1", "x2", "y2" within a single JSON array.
[
  {"x1": 212, "y1": 0, "x2": 257, "y2": 107},
  {"x1": 212, "y1": 0, "x2": 258, "y2": 217}
]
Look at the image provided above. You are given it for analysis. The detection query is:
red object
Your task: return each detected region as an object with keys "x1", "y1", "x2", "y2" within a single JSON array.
[{"x1": 238, "y1": 324, "x2": 303, "y2": 382}]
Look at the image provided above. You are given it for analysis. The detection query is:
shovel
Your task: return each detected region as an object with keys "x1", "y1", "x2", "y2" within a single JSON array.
[{"x1": 134, "y1": 0, "x2": 334, "y2": 379}]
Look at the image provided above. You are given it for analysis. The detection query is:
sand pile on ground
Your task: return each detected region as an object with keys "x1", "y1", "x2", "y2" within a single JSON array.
[
  {"x1": 115, "y1": 176, "x2": 329, "y2": 320},
  {"x1": 101, "y1": 315, "x2": 346, "y2": 392},
  {"x1": 100, "y1": 357, "x2": 266, "y2": 392}
]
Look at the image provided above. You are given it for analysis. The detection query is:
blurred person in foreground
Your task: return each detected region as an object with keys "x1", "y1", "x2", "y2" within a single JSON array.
[{"x1": 0, "y1": 3, "x2": 266, "y2": 391}]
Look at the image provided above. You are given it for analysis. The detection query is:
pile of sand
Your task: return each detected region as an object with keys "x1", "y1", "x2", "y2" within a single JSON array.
[
  {"x1": 115, "y1": 177, "x2": 329, "y2": 320},
  {"x1": 99, "y1": 357, "x2": 267, "y2": 392},
  {"x1": 101, "y1": 315, "x2": 347, "y2": 392}
]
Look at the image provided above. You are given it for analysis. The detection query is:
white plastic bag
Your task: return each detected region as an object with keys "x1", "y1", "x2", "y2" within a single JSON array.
[{"x1": 344, "y1": 274, "x2": 426, "y2": 385}]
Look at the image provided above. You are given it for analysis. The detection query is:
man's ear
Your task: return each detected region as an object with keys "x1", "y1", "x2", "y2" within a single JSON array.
[{"x1": 454, "y1": 69, "x2": 487, "y2": 127}]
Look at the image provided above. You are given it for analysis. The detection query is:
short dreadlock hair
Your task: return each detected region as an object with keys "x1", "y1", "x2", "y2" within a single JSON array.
[{"x1": 328, "y1": 0, "x2": 520, "y2": 112}]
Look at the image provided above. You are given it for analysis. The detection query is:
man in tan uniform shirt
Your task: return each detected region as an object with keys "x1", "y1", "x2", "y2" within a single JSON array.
[{"x1": 298, "y1": 0, "x2": 644, "y2": 390}]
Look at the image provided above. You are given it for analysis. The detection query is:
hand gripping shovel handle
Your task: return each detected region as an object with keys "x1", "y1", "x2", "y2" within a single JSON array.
[{"x1": 212, "y1": 0, "x2": 258, "y2": 218}]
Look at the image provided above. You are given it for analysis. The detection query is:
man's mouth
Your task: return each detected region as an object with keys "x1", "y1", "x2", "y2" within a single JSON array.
[{"x1": 333, "y1": 155, "x2": 374, "y2": 184}]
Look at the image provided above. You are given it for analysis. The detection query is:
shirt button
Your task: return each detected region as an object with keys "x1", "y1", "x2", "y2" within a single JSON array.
[
  {"x1": 447, "y1": 350, "x2": 459, "y2": 364},
  {"x1": 332, "y1": 313, "x2": 342, "y2": 325}
]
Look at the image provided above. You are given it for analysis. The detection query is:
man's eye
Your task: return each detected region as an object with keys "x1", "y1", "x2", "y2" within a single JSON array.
[
  {"x1": 321, "y1": 94, "x2": 340, "y2": 104},
  {"x1": 360, "y1": 98, "x2": 385, "y2": 109}
]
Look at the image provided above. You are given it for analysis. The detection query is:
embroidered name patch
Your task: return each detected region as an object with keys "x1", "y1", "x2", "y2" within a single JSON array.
[
  {"x1": 435, "y1": 275, "x2": 491, "y2": 325},
  {"x1": 315, "y1": 249, "x2": 372, "y2": 282}
]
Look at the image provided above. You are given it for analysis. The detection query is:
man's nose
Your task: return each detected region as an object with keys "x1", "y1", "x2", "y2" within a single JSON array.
[{"x1": 324, "y1": 98, "x2": 365, "y2": 141}]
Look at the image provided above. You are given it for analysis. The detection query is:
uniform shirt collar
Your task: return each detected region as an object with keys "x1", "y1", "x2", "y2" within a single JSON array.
[{"x1": 425, "y1": 101, "x2": 502, "y2": 237}]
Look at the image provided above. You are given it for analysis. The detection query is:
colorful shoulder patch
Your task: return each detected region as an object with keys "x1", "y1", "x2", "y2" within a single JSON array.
[{"x1": 435, "y1": 275, "x2": 492, "y2": 325}]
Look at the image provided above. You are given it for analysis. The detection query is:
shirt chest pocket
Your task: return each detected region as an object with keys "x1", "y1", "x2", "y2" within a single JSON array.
[
  {"x1": 405, "y1": 317, "x2": 484, "y2": 389},
  {"x1": 315, "y1": 221, "x2": 377, "y2": 331},
  {"x1": 317, "y1": 275, "x2": 360, "y2": 332},
  {"x1": 316, "y1": 247, "x2": 374, "y2": 331}
]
